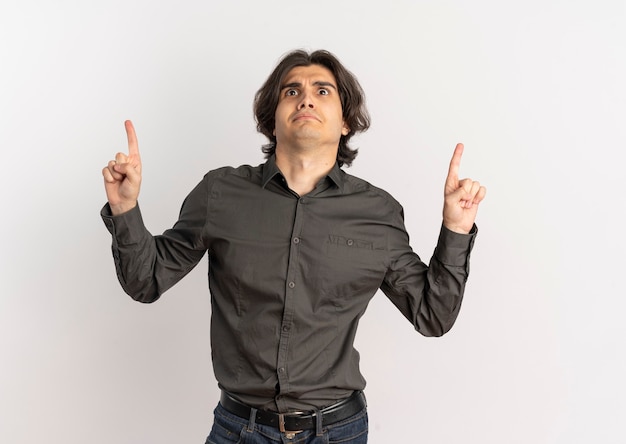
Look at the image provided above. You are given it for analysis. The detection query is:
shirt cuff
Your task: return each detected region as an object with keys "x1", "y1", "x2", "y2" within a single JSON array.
[
  {"x1": 100, "y1": 202, "x2": 148, "y2": 245},
  {"x1": 433, "y1": 223, "x2": 477, "y2": 267}
]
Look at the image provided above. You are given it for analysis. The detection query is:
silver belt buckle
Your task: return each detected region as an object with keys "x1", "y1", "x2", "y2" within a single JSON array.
[{"x1": 278, "y1": 413, "x2": 303, "y2": 439}]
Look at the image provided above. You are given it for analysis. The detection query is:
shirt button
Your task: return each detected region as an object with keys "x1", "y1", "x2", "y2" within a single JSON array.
[
  {"x1": 347, "y1": 239, "x2": 354, "y2": 246},
  {"x1": 299, "y1": 197, "x2": 306, "y2": 204},
  {"x1": 293, "y1": 237, "x2": 300, "y2": 244},
  {"x1": 282, "y1": 325, "x2": 290, "y2": 332},
  {"x1": 278, "y1": 367, "x2": 286, "y2": 373},
  {"x1": 288, "y1": 282, "x2": 295, "y2": 289}
]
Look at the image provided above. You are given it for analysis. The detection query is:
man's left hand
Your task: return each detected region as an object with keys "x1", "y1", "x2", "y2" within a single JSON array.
[{"x1": 443, "y1": 143, "x2": 487, "y2": 234}]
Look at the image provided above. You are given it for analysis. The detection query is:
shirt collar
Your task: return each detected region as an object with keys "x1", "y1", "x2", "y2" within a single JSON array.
[
  {"x1": 261, "y1": 155, "x2": 345, "y2": 193},
  {"x1": 261, "y1": 155, "x2": 282, "y2": 188}
]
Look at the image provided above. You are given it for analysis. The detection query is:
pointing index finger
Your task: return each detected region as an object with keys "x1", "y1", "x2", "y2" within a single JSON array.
[
  {"x1": 125, "y1": 120, "x2": 140, "y2": 158},
  {"x1": 446, "y1": 143, "x2": 464, "y2": 186}
]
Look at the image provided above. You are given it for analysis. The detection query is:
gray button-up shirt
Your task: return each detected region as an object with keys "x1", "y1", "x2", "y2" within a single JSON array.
[{"x1": 101, "y1": 155, "x2": 476, "y2": 412}]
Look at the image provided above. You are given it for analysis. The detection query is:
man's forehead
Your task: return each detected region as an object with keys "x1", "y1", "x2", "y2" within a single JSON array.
[{"x1": 282, "y1": 64, "x2": 337, "y2": 84}]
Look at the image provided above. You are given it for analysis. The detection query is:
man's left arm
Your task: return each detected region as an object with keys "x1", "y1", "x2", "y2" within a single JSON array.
[{"x1": 380, "y1": 143, "x2": 486, "y2": 336}]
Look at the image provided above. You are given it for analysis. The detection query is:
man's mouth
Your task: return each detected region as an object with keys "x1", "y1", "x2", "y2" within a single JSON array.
[{"x1": 293, "y1": 113, "x2": 319, "y2": 121}]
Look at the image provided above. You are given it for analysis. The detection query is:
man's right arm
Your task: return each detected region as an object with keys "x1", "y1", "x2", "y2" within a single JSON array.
[
  {"x1": 101, "y1": 203, "x2": 159, "y2": 302},
  {"x1": 101, "y1": 180, "x2": 209, "y2": 302},
  {"x1": 100, "y1": 121, "x2": 207, "y2": 302}
]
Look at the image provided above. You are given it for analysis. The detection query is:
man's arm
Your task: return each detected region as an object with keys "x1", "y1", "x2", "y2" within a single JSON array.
[
  {"x1": 381, "y1": 222, "x2": 476, "y2": 336},
  {"x1": 380, "y1": 144, "x2": 485, "y2": 336},
  {"x1": 100, "y1": 121, "x2": 207, "y2": 302}
]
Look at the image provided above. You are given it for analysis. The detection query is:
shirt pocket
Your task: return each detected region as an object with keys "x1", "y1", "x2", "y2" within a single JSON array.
[
  {"x1": 322, "y1": 234, "x2": 387, "y2": 295},
  {"x1": 325, "y1": 235, "x2": 378, "y2": 263}
]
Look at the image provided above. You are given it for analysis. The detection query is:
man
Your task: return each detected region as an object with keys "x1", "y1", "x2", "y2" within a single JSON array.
[{"x1": 101, "y1": 49, "x2": 486, "y2": 443}]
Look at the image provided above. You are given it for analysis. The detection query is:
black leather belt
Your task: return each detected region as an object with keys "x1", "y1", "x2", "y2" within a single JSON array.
[{"x1": 219, "y1": 391, "x2": 367, "y2": 432}]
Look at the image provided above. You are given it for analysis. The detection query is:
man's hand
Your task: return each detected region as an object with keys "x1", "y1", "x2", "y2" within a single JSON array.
[
  {"x1": 443, "y1": 143, "x2": 486, "y2": 234},
  {"x1": 102, "y1": 120, "x2": 142, "y2": 215}
]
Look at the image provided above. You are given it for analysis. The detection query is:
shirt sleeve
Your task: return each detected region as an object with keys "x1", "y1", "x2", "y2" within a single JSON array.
[
  {"x1": 380, "y1": 206, "x2": 477, "y2": 337},
  {"x1": 100, "y1": 177, "x2": 210, "y2": 303}
]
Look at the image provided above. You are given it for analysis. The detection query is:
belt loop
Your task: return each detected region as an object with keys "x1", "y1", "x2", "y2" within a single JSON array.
[
  {"x1": 314, "y1": 409, "x2": 323, "y2": 437},
  {"x1": 247, "y1": 407, "x2": 258, "y2": 432}
]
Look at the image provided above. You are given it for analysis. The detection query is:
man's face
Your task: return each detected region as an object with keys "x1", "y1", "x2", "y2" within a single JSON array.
[{"x1": 274, "y1": 64, "x2": 349, "y2": 152}]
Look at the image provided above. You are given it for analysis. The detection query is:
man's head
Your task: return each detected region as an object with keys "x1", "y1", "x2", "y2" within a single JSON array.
[{"x1": 254, "y1": 50, "x2": 370, "y2": 167}]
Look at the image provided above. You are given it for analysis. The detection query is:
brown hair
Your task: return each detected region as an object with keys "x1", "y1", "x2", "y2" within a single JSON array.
[{"x1": 254, "y1": 49, "x2": 370, "y2": 167}]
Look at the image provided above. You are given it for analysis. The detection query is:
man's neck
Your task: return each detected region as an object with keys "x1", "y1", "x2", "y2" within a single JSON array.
[{"x1": 274, "y1": 147, "x2": 337, "y2": 196}]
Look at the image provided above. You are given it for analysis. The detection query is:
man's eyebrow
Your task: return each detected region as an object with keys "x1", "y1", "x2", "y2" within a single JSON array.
[
  {"x1": 313, "y1": 81, "x2": 337, "y2": 90},
  {"x1": 280, "y1": 81, "x2": 337, "y2": 90},
  {"x1": 280, "y1": 82, "x2": 302, "y2": 90}
]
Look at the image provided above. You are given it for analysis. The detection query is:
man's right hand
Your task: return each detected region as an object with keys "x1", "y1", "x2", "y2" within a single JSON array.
[{"x1": 102, "y1": 120, "x2": 142, "y2": 215}]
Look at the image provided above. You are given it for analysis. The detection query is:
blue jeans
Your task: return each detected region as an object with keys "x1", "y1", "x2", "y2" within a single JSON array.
[{"x1": 205, "y1": 402, "x2": 368, "y2": 443}]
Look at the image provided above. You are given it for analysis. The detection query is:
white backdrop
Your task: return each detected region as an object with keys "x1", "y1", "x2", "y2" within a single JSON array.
[{"x1": 1, "y1": 1, "x2": 624, "y2": 443}]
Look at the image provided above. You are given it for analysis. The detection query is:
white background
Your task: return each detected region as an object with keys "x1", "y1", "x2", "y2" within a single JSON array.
[{"x1": 1, "y1": 1, "x2": 624, "y2": 443}]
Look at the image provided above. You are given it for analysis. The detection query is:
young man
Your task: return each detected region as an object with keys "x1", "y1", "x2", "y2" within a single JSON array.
[{"x1": 101, "y1": 49, "x2": 486, "y2": 443}]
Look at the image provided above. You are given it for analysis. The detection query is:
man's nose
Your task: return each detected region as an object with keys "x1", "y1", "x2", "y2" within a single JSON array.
[{"x1": 297, "y1": 92, "x2": 315, "y2": 109}]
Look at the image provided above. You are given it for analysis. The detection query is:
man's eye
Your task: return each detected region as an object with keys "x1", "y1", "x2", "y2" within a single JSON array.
[
  {"x1": 319, "y1": 88, "x2": 329, "y2": 95},
  {"x1": 286, "y1": 89, "x2": 298, "y2": 96}
]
